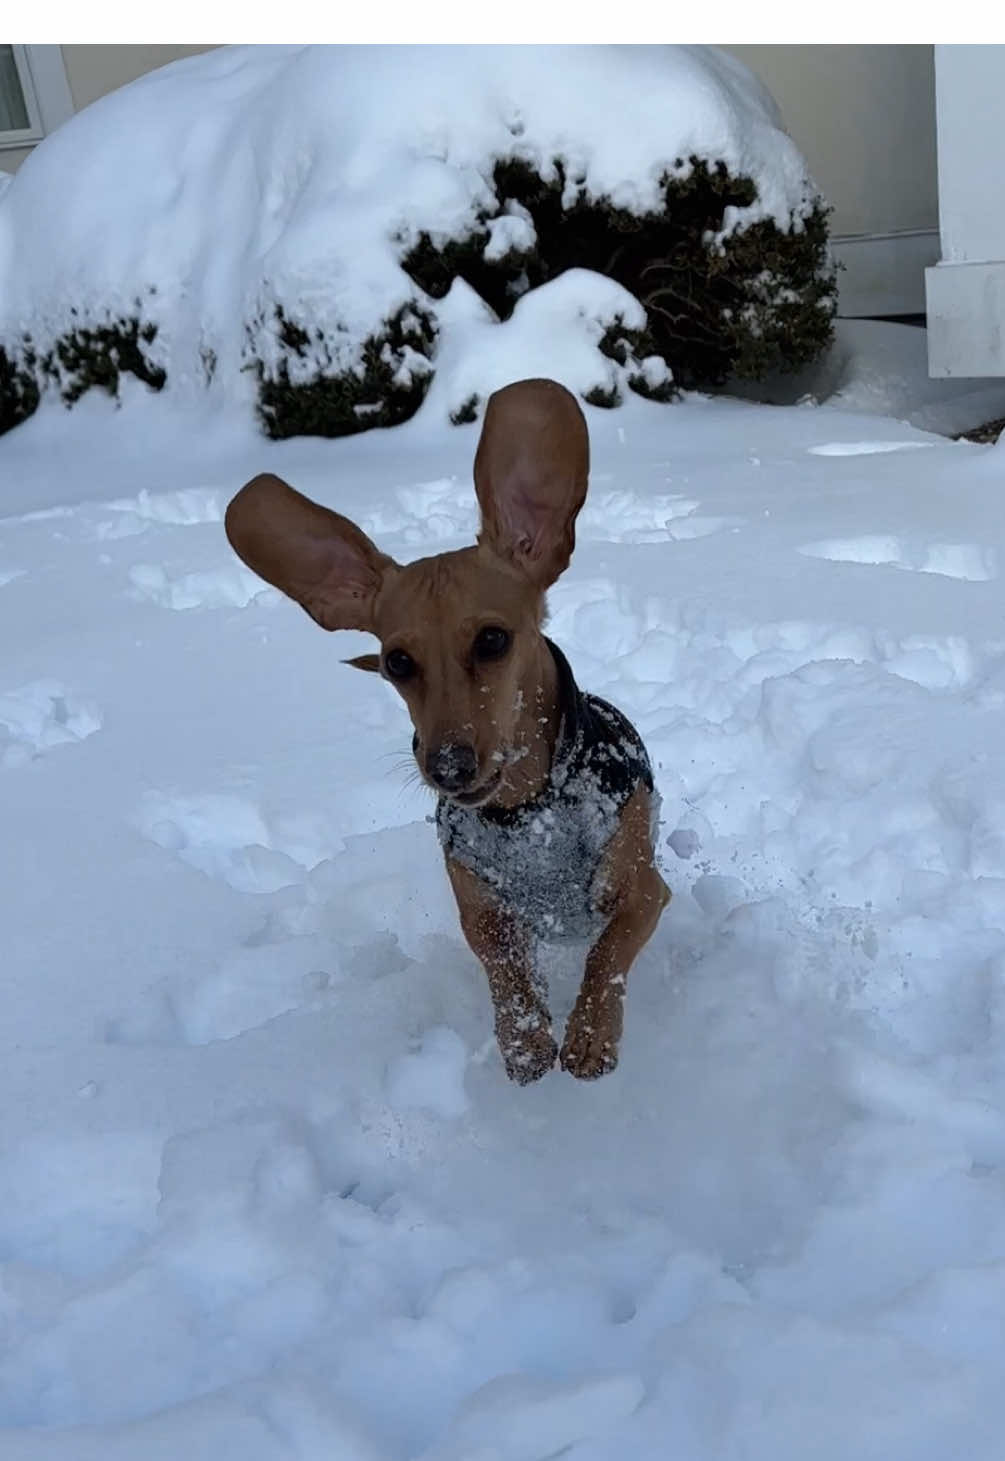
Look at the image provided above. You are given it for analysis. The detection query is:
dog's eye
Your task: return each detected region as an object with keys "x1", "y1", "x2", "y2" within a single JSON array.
[
  {"x1": 384, "y1": 648, "x2": 417, "y2": 681},
  {"x1": 473, "y1": 626, "x2": 511, "y2": 661}
]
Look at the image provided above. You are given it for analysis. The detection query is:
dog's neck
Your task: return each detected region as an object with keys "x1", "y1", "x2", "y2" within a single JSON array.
[{"x1": 493, "y1": 634, "x2": 562, "y2": 810}]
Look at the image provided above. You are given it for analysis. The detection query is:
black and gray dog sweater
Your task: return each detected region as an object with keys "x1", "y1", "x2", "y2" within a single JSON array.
[{"x1": 436, "y1": 639, "x2": 655, "y2": 940}]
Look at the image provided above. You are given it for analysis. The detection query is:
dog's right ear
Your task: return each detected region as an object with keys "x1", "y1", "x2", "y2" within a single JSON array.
[
  {"x1": 474, "y1": 377, "x2": 589, "y2": 589},
  {"x1": 225, "y1": 474, "x2": 395, "y2": 633}
]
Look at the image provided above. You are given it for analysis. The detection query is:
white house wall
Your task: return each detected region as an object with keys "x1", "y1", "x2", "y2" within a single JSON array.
[{"x1": 926, "y1": 44, "x2": 1005, "y2": 377}]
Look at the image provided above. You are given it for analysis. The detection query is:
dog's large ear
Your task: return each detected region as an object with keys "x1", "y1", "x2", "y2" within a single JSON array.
[
  {"x1": 225, "y1": 474, "x2": 394, "y2": 632},
  {"x1": 474, "y1": 378, "x2": 589, "y2": 589}
]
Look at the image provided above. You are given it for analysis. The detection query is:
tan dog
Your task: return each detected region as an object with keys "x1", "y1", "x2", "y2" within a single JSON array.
[{"x1": 225, "y1": 378, "x2": 669, "y2": 1082}]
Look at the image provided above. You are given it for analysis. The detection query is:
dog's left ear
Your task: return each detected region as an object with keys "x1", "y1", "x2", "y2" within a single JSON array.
[
  {"x1": 225, "y1": 474, "x2": 395, "y2": 633},
  {"x1": 474, "y1": 377, "x2": 589, "y2": 589}
]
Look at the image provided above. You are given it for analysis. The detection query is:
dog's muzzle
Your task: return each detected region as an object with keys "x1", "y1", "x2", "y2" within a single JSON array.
[{"x1": 424, "y1": 740, "x2": 478, "y2": 794}]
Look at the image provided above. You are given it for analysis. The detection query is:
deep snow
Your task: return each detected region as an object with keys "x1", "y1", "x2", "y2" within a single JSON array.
[{"x1": 3, "y1": 321, "x2": 1005, "y2": 1458}]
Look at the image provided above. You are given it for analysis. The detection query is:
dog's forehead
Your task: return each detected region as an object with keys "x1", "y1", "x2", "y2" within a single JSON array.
[{"x1": 375, "y1": 547, "x2": 533, "y2": 634}]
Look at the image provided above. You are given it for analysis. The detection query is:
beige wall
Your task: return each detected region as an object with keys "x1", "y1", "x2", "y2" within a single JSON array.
[
  {"x1": 2, "y1": 143, "x2": 32, "y2": 172},
  {"x1": 725, "y1": 44, "x2": 937, "y2": 239},
  {"x1": 60, "y1": 44, "x2": 218, "y2": 112},
  {"x1": 0, "y1": 44, "x2": 217, "y2": 172}
]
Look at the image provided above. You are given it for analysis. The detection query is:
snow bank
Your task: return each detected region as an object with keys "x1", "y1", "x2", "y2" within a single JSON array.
[
  {"x1": 728, "y1": 318, "x2": 1005, "y2": 437},
  {"x1": 0, "y1": 44, "x2": 822, "y2": 428}
]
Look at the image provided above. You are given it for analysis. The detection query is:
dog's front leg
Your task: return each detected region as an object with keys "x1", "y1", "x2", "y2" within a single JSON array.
[
  {"x1": 446, "y1": 856, "x2": 557, "y2": 1084},
  {"x1": 561, "y1": 787, "x2": 670, "y2": 1079}
]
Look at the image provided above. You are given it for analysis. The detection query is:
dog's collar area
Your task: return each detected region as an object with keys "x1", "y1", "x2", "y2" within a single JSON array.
[
  {"x1": 543, "y1": 636, "x2": 582, "y2": 768},
  {"x1": 473, "y1": 638, "x2": 579, "y2": 826},
  {"x1": 435, "y1": 640, "x2": 656, "y2": 940},
  {"x1": 470, "y1": 638, "x2": 652, "y2": 829}
]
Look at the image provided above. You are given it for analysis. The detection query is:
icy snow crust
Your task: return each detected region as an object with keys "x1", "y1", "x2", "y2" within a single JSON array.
[
  {"x1": 2, "y1": 318, "x2": 1005, "y2": 1456},
  {"x1": 0, "y1": 44, "x2": 818, "y2": 417}
]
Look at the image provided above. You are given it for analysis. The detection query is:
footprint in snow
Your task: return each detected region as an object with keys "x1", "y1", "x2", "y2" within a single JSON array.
[
  {"x1": 0, "y1": 1128, "x2": 160, "y2": 1279},
  {"x1": 93, "y1": 488, "x2": 224, "y2": 542},
  {"x1": 128, "y1": 561, "x2": 277, "y2": 610},
  {"x1": 578, "y1": 489, "x2": 743, "y2": 544},
  {"x1": 168, "y1": 945, "x2": 342, "y2": 1046},
  {"x1": 358, "y1": 480, "x2": 743, "y2": 551},
  {"x1": 385, "y1": 1027, "x2": 469, "y2": 1118},
  {"x1": 797, "y1": 536, "x2": 995, "y2": 582},
  {"x1": 136, "y1": 790, "x2": 329, "y2": 892},
  {"x1": 360, "y1": 477, "x2": 476, "y2": 548},
  {"x1": 0, "y1": 680, "x2": 102, "y2": 768}
]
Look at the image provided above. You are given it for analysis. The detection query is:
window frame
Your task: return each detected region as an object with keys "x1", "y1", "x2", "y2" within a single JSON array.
[{"x1": 0, "y1": 44, "x2": 74, "y2": 153}]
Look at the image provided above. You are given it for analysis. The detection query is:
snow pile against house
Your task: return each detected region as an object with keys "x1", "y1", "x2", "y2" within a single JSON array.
[{"x1": 0, "y1": 44, "x2": 834, "y2": 437}]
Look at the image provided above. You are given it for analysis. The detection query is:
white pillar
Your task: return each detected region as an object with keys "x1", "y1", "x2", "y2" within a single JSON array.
[{"x1": 926, "y1": 44, "x2": 1005, "y2": 377}]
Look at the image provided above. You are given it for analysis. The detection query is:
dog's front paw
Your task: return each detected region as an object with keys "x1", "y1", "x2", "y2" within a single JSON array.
[
  {"x1": 501, "y1": 1028, "x2": 558, "y2": 1084},
  {"x1": 494, "y1": 991, "x2": 557, "y2": 1085},
  {"x1": 560, "y1": 991, "x2": 623, "y2": 1080},
  {"x1": 560, "y1": 1027, "x2": 619, "y2": 1080}
]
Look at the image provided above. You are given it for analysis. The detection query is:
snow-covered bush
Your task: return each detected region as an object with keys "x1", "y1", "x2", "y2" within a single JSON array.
[
  {"x1": 1, "y1": 302, "x2": 165, "y2": 432},
  {"x1": 0, "y1": 45, "x2": 836, "y2": 439},
  {"x1": 404, "y1": 153, "x2": 833, "y2": 400},
  {"x1": 0, "y1": 342, "x2": 39, "y2": 432},
  {"x1": 249, "y1": 299, "x2": 437, "y2": 438}
]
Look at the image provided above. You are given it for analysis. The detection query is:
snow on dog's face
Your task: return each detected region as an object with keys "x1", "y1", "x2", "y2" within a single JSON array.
[
  {"x1": 367, "y1": 545, "x2": 549, "y2": 804},
  {"x1": 224, "y1": 378, "x2": 589, "y2": 808}
]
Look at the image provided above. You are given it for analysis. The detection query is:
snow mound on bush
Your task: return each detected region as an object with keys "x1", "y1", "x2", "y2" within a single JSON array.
[
  {"x1": 0, "y1": 44, "x2": 821, "y2": 423},
  {"x1": 425, "y1": 271, "x2": 671, "y2": 419}
]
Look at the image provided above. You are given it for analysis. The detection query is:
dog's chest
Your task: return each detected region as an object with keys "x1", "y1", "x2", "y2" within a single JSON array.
[
  {"x1": 436, "y1": 642, "x2": 655, "y2": 942},
  {"x1": 440, "y1": 771, "x2": 623, "y2": 940}
]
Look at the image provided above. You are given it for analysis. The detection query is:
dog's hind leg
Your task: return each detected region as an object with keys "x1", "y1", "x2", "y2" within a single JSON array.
[{"x1": 446, "y1": 856, "x2": 557, "y2": 1084}]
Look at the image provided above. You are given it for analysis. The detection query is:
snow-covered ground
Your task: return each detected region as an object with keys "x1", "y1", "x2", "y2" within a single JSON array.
[{"x1": 3, "y1": 321, "x2": 1005, "y2": 1458}]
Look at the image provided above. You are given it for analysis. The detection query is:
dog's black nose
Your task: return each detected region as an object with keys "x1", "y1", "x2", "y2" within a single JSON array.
[{"x1": 425, "y1": 742, "x2": 478, "y2": 793}]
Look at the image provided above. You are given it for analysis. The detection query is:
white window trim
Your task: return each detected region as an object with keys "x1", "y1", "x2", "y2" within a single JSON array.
[{"x1": 1, "y1": 44, "x2": 74, "y2": 153}]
